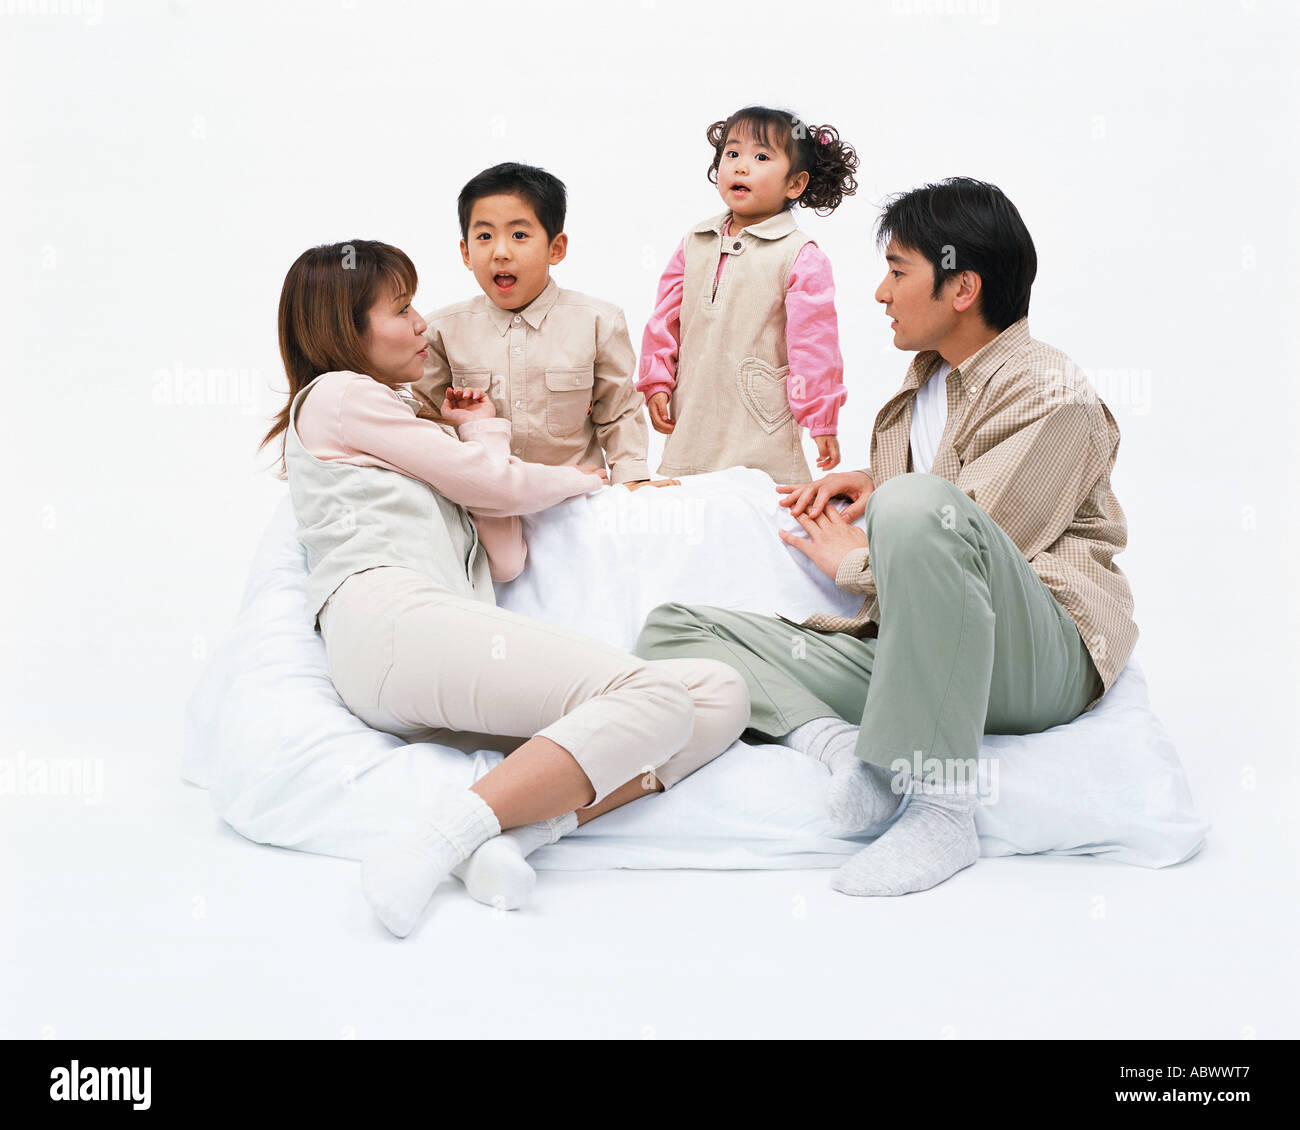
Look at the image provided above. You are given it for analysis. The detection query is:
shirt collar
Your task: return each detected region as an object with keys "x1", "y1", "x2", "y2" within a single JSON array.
[
  {"x1": 903, "y1": 317, "x2": 1032, "y2": 397},
  {"x1": 483, "y1": 275, "x2": 560, "y2": 336},
  {"x1": 692, "y1": 208, "x2": 800, "y2": 240}
]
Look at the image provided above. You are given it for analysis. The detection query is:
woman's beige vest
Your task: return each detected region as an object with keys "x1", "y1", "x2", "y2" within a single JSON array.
[
  {"x1": 657, "y1": 209, "x2": 812, "y2": 483},
  {"x1": 284, "y1": 372, "x2": 493, "y2": 626}
]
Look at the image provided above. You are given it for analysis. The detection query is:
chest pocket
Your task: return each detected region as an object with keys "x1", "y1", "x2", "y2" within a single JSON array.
[
  {"x1": 545, "y1": 365, "x2": 595, "y2": 437},
  {"x1": 449, "y1": 366, "x2": 491, "y2": 391}
]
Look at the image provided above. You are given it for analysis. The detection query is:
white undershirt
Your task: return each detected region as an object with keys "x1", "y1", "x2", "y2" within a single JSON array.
[{"x1": 909, "y1": 360, "x2": 951, "y2": 474}]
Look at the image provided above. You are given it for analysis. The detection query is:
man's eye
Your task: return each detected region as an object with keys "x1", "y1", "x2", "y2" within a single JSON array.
[{"x1": 891, "y1": 270, "x2": 902, "y2": 278}]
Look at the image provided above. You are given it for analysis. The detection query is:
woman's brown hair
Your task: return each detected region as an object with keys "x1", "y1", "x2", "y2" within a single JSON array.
[{"x1": 260, "y1": 239, "x2": 425, "y2": 476}]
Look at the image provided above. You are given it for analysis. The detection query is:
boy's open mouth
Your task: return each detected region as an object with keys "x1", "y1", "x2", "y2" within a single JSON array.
[{"x1": 494, "y1": 274, "x2": 517, "y2": 290}]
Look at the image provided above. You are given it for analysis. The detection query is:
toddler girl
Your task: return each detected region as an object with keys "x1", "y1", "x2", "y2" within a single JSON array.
[{"x1": 638, "y1": 105, "x2": 859, "y2": 484}]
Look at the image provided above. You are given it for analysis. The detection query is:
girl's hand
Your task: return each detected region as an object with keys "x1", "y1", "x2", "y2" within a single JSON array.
[
  {"x1": 441, "y1": 386, "x2": 497, "y2": 428},
  {"x1": 647, "y1": 392, "x2": 675, "y2": 434},
  {"x1": 577, "y1": 464, "x2": 610, "y2": 486},
  {"x1": 814, "y1": 434, "x2": 841, "y2": 471},
  {"x1": 776, "y1": 470, "x2": 875, "y2": 521}
]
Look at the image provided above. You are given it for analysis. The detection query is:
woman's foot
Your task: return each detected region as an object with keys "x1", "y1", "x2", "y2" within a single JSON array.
[
  {"x1": 454, "y1": 812, "x2": 578, "y2": 910},
  {"x1": 362, "y1": 791, "x2": 500, "y2": 937}
]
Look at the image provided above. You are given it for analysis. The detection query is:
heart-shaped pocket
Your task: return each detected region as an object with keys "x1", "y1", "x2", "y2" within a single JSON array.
[{"x1": 736, "y1": 357, "x2": 794, "y2": 434}]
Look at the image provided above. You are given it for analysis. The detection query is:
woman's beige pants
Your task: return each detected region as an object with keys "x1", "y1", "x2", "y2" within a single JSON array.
[{"x1": 318, "y1": 566, "x2": 750, "y2": 806}]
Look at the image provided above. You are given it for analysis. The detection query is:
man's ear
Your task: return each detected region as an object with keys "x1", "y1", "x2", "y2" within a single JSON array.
[
  {"x1": 951, "y1": 270, "x2": 983, "y2": 316},
  {"x1": 460, "y1": 239, "x2": 471, "y2": 270},
  {"x1": 548, "y1": 232, "x2": 569, "y2": 266}
]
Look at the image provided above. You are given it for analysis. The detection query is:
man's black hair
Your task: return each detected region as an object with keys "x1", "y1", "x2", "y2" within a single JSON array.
[{"x1": 876, "y1": 177, "x2": 1037, "y2": 332}]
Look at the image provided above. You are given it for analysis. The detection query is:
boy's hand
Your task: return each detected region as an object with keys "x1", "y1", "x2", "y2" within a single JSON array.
[
  {"x1": 776, "y1": 470, "x2": 875, "y2": 521},
  {"x1": 441, "y1": 386, "x2": 496, "y2": 428},
  {"x1": 623, "y1": 478, "x2": 682, "y2": 491},
  {"x1": 814, "y1": 434, "x2": 841, "y2": 471},
  {"x1": 647, "y1": 392, "x2": 675, "y2": 434}
]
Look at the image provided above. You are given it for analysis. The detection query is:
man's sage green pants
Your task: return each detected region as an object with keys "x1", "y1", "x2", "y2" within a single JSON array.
[{"x1": 634, "y1": 474, "x2": 1103, "y2": 773}]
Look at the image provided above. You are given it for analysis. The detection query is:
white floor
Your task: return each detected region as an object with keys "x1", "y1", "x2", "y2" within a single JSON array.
[{"x1": 5, "y1": 705, "x2": 1296, "y2": 1040}]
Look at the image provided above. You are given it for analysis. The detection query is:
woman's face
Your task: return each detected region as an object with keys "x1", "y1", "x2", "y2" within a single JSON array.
[{"x1": 361, "y1": 286, "x2": 428, "y2": 386}]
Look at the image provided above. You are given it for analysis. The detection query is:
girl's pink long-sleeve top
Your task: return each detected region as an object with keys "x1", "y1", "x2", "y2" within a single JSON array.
[
  {"x1": 636, "y1": 237, "x2": 847, "y2": 437},
  {"x1": 294, "y1": 370, "x2": 603, "y2": 582}
]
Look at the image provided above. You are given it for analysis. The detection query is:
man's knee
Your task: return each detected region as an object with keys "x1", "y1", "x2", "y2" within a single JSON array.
[
  {"x1": 635, "y1": 601, "x2": 705, "y2": 658},
  {"x1": 866, "y1": 473, "x2": 969, "y2": 544}
]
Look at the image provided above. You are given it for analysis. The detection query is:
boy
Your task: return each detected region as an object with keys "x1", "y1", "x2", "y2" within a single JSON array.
[
  {"x1": 636, "y1": 177, "x2": 1137, "y2": 897},
  {"x1": 414, "y1": 162, "x2": 654, "y2": 486}
]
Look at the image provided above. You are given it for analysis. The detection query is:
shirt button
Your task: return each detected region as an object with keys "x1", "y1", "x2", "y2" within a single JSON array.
[
  {"x1": 511, "y1": 347, "x2": 521, "y2": 355},
  {"x1": 514, "y1": 400, "x2": 523, "y2": 409},
  {"x1": 513, "y1": 315, "x2": 522, "y2": 324},
  {"x1": 732, "y1": 241, "x2": 742, "y2": 250}
]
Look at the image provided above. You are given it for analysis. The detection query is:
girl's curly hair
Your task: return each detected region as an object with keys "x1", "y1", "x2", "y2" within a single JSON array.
[{"x1": 706, "y1": 106, "x2": 858, "y2": 215}]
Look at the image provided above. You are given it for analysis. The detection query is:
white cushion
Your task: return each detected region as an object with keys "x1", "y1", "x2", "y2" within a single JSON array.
[{"x1": 184, "y1": 469, "x2": 1208, "y2": 870}]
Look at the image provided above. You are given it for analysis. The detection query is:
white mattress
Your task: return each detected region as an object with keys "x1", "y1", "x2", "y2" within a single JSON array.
[{"x1": 183, "y1": 469, "x2": 1208, "y2": 870}]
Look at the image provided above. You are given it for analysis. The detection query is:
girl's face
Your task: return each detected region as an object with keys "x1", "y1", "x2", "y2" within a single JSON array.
[
  {"x1": 361, "y1": 286, "x2": 428, "y2": 386},
  {"x1": 716, "y1": 122, "x2": 809, "y2": 229}
]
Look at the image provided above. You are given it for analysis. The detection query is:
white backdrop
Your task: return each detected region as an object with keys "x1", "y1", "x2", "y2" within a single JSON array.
[{"x1": 2, "y1": 0, "x2": 1298, "y2": 1037}]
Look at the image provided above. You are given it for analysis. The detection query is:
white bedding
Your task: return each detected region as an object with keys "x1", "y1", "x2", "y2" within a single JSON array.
[{"x1": 183, "y1": 468, "x2": 1208, "y2": 870}]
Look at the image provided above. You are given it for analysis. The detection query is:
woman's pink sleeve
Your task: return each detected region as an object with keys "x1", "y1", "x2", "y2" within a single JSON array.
[
  {"x1": 636, "y1": 241, "x2": 686, "y2": 400},
  {"x1": 329, "y1": 375, "x2": 603, "y2": 517},
  {"x1": 472, "y1": 515, "x2": 529, "y2": 582},
  {"x1": 785, "y1": 243, "x2": 847, "y2": 437}
]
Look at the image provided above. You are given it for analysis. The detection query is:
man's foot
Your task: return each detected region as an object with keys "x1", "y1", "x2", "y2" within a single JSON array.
[
  {"x1": 830, "y1": 784, "x2": 979, "y2": 896},
  {"x1": 783, "y1": 717, "x2": 904, "y2": 833}
]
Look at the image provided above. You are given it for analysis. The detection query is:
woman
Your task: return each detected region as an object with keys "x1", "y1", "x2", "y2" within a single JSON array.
[{"x1": 261, "y1": 240, "x2": 749, "y2": 938}]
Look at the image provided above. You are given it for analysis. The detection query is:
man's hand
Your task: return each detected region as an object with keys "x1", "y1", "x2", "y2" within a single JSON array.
[
  {"x1": 623, "y1": 478, "x2": 682, "y2": 491},
  {"x1": 441, "y1": 386, "x2": 496, "y2": 428},
  {"x1": 647, "y1": 391, "x2": 675, "y2": 434},
  {"x1": 776, "y1": 470, "x2": 875, "y2": 521},
  {"x1": 778, "y1": 501, "x2": 868, "y2": 580}
]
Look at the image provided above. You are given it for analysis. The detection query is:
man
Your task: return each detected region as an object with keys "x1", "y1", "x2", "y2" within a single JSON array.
[{"x1": 635, "y1": 177, "x2": 1136, "y2": 896}]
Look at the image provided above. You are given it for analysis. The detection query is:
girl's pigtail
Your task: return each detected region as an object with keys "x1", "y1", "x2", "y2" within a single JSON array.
[{"x1": 798, "y1": 124, "x2": 860, "y2": 215}]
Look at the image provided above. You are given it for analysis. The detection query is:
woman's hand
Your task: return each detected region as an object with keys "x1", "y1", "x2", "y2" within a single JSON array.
[
  {"x1": 441, "y1": 386, "x2": 496, "y2": 428},
  {"x1": 577, "y1": 464, "x2": 611, "y2": 486},
  {"x1": 814, "y1": 434, "x2": 841, "y2": 471},
  {"x1": 778, "y1": 500, "x2": 869, "y2": 580},
  {"x1": 776, "y1": 470, "x2": 875, "y2": 521},
  {"x1": 624, "y1": 478, "x2": 682, "y2": 491},
  {"x1": 647, "y1": 392, "x2": 675, "y2": 434}
]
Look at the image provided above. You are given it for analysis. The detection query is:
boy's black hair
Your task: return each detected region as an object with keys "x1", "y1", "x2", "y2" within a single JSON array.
[
  {"x1": 457, "y1": 162, "x2": 567, "y2": 243},
  {"x1": 876, "y1": 177, "x2": 1037, "y2": 332}
]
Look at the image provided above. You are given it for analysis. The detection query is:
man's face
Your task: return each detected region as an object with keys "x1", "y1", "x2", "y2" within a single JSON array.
[
  {"x1": 874, "y1": 239, "x2": 960, "y2": 352},
  {"x1": 460, "y1": 193, "x2": 566, "y2": 311}
]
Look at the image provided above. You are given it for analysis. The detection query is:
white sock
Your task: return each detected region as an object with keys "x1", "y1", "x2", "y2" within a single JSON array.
[
  {"x1": 453, "y1": 811, "x2": 578, "y2": 911},
  {"x1": 831, "y1": 775, "x2": 980, "y2": 897},
  {"x1": 361, "y1": 790, "x2": 500, "y2": 937},
  {"x1": 784, "y1": 717, "x2": 902, "y2": 833}
]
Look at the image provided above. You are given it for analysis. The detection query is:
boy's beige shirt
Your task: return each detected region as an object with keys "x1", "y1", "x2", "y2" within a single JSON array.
[
  {"x1": 413, "y1": 278, "x2": 651, "y2": 484},
  {"x1": 796, "y1": 318, "x2": 1137, "y2": 706}
]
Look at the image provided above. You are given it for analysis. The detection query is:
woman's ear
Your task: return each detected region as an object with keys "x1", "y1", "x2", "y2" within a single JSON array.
[{"x1": 548, "y1": 232, "x2": 569, "y2": 267}]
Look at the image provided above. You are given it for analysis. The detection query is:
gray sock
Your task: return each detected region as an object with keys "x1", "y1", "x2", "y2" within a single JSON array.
[
  {"x1": 784, "y1": 719, "x2": 904, "y2": 833},
  {"x1": 831, "y1": 775, "x2": 980, "y2": 897}
]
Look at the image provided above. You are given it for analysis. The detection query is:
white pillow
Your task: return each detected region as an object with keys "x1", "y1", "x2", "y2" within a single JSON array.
[{"x1": 184, "y1": 470, "x2": 1208, "y2": 870}]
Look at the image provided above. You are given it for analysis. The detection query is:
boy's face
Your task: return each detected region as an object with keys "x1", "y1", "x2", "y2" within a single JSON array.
[
  {"x1": 874, "y1": 239, "x2": 961, "y2": 353},
  {"x1": 460, "y1": 193, "x2": 567, "y2": 312}
]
